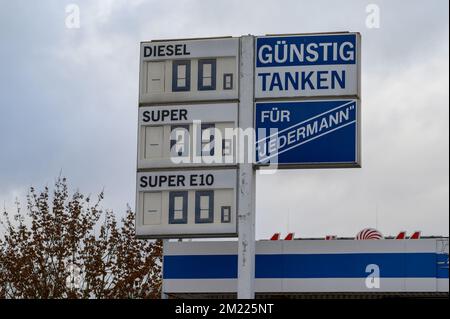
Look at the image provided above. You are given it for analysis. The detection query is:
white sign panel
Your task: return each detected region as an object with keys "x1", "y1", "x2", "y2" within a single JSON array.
[
  {"x1": 141, "y1": 38, "x2": 239, "y2": 61},
  {"x1": 136, "y1": 169, "x2": 237, "y2": 238},
  {"x1": 137, "y1": 169, "x2": 236, "y2": 191},
  {"x1": 139, "y1": 37, "x2": 239, "y2": 104},
  {"x1": 138, "y1": 103, "x2": 237, "y2": 126},
  {"x1": 255, "y1": 33, "x2": 361, "y2": 99},
  {"x1": 137, "y1": 103, "x2": 238, "y2": 169}
]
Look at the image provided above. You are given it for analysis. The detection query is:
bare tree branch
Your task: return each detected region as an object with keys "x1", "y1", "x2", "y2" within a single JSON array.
[{"x1": 0, "y1": 177, "x2": 162, "y2": 299}]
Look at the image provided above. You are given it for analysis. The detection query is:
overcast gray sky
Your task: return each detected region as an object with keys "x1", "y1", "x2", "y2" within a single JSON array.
[{"x1": 0, "y1": 0, "x2": 448, "y2": 239}]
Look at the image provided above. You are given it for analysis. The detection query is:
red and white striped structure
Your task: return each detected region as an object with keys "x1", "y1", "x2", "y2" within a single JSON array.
[
  {"x1": 395, "y1": 231, "x2": 407, "y2": 240},
  {"x1": 270, "y1": 233, "x2": 281, "y2": 241},
  {"x1": 355, "y1": 228, "x2": 384, "y2": 240},
  {"x1": 410, "y1": 231, "x2": 422, "y2": 240},
  {"x1": 270, "y1": 233, "x2": 295, "y2": 240},
  {"x1": 284, "y1": 233, "x2": 295, "y2": 241}
]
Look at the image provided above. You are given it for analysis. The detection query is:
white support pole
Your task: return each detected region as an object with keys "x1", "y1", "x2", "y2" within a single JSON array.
[
  {"x1": 161, "y1": 239, "x2": 168, "y2": 299},
  {"x1": 237, "y1": 35, "x2": 256, "y2": 299}
]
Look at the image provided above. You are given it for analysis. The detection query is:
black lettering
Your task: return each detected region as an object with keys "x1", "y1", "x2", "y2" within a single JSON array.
[
  {"x1": 159, "y1": 175, "x2": 167, "y2": 187},
  {"x1": 143, "y1": 46, "x2": 152, "y2": 57},
  {"x1": 171, "y1": 110, "x2": 178, "y2": 121},
  {"x1": 139, "y1": 176, "x2": 148, "y2": 188},
  {"x1": 168, "y1": 175, "x2": 176, "y2": 187},
  {"x1": 206, "y1": 174, "x2": 214, "y2": 186},
  {"x1": 166, "y1": 44, "x2": 174, "y2": 56},
  {"x1": 180, "y1": 109, "x2": 188, "y2": 121},
  {"x1": 183, "y1": 44, "x2": 190, "y2": 55},
  {"x1": 175, "y1": 45, "x2": 183, "y2": 55},
  {"x1": 148, "y1": 176, "x2": 157, "y2": 187},
  {"x1": 157, "y1": 45, "x2": 164, "y2": 57},
  {"x1": 190, "y1": 175, "x2": 198, "y2": 186},
  {"x1": 161, "y1": 109, "x2": 170, "y2": 120},
  {"x1": 151, "y1": 110, "x2": 160, "y2": 122},
  {"x1": 144, "y1": 44, "x2": 190, "y2": 58},
  {"x1": 177, "y1": 175, "x2": 185, "y2": 186},
  {"x1": 142, "y1": 111, "x2": 150, "y2": 122}
]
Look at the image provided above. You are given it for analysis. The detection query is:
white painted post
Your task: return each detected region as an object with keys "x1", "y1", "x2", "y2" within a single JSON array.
[
  {"x1": 161, "y1": 239, "x2": 168, "y2": 299},
  {"x1": 237, "y1": 35, "x2": 256, "y2": 299}
]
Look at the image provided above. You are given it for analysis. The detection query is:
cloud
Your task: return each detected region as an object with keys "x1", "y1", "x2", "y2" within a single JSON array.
[
  {"x1": 257, "y1": 35, "x2": 449, "y2": 239},
  {"x1": 0, "y1": 0, "x2": 448, "y2": 239}
]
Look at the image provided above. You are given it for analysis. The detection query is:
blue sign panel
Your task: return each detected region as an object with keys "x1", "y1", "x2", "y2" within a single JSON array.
[
  {"x1": 255, "y1": 99, "x2": 360, "y2": 167},
  {"x1": 164, "y1": 253, "x2": 442, "y2": 280},
  {"x1": 255, "y1": 33, "x2": 360, "y2": 99}
]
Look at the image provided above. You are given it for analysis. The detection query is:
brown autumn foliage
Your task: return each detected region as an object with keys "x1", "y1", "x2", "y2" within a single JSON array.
[{"x1": 0, "y1": 177, "x2": 162, "y2": 299}]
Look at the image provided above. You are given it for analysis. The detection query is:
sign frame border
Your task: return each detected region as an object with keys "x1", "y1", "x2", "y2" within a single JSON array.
[
  {"x1": 254, "y1": 32, "x2": 362, "y2": 100},
  {"x1": 254, "y1": 98, "x2": 361, "y2": 169}
]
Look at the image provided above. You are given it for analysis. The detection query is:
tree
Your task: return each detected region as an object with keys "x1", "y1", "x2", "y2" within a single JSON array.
[{"x1": 0, "y1": 177, "x2": 162, "y2": 299}]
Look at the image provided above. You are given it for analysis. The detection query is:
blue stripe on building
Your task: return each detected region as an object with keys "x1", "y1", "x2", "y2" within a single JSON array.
[{"x1": 163, "y1": 253, "x2": 449, "y2": 279}]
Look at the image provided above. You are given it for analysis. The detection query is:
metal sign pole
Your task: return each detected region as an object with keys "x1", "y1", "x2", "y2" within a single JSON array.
[
  {"x1": 161, "y1": 239, "x2": 168, "y2": 299},
  {"x1": 237, "y1": 35, "x2": 256, "y2": 299}
]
